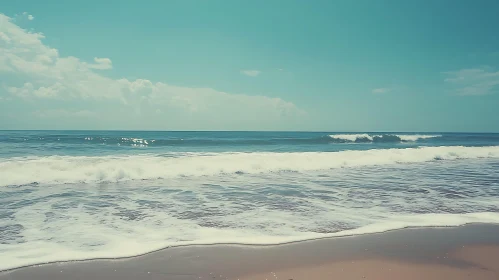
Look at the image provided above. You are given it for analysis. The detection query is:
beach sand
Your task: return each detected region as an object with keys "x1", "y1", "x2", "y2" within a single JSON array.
[
  {"x1": 239, "y1": 245, "x2": 499, "y2": 280},
  {"x1": 1, "y1": 224, "x2": 499, "y2": 280}
]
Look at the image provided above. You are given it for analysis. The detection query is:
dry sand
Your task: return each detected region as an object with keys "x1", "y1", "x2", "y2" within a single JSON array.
[{"x1": 1, "y1": 224, "x2": 499, "y2": 280}]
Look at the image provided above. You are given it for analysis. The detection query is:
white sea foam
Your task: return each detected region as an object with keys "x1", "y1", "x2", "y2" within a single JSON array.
[
  {"x1": 1, "y1": 212, "x2": 498, "y2": 271},
  {"x1": 396, "y1": 134, "x2": 441, "y2": 141},
  {"x1": 121, "y1": 137, "x2": 149, "y2": 145},
  {"x1": 329, "y1": 134, "x2": 373, "y2": 142},
  {"x1": 0, "y1": 146, "x2": 498, "y2": 187},
  {"x1": 328, "y1": 134, "x2": 441, "y2": 142},
  {"x1": 1, "y1": 156, "x2": 499, "y2": 271}
]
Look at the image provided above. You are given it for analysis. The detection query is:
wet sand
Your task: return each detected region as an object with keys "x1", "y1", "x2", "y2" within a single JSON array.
[
  {"x1": 1, "y1": 224, "x2": 499, "y2": 280},
  {"x1": 239, "y1": 245, "x2": 499, "y2": 280}
]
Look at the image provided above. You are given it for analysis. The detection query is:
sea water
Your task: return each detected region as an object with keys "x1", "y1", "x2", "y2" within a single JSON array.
[{"x1": 1, "y1": 131, "x2": 499, "y2": 270}]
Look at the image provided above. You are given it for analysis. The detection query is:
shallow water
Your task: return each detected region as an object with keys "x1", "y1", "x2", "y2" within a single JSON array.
[{"x1": 1, "y1": 131, "x2": 499, "y2": 270}]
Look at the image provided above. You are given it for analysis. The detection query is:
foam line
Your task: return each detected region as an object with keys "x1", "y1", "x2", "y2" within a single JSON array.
[{"x1": 1, "y1": 146, "x2": 498, "y2": 187}]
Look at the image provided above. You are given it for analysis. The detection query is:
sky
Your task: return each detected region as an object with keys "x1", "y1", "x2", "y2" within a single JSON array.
[{"x1": 1, "y1": 0, "x2": 499, "y2": 132}]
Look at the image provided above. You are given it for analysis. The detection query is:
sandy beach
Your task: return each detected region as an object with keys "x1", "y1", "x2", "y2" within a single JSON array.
[
  {"x1": 1, "y1": 223, "x2": 498, "y2": 280},
  {"x1": 3, "y1": 2, "x2": 499, "y2": 278}
]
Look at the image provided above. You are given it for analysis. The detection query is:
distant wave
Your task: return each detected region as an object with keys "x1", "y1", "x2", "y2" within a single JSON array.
[
  {"x1": 328, "y1": 134, "x2": 441, "y2": 143},
  {"x1": 1, "y1": 145, "x2": 498, "y2": 187},
  {"x1": 0, "y1": 134, "x2": 442, "y2": 147}
]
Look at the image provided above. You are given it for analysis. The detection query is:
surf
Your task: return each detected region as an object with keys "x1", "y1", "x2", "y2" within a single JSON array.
[{"x1": 1, "y1": 145, "x2": 498, "y2": 187}]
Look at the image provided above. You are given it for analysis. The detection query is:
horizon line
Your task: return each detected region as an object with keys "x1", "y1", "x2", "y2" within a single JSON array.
[{"x1": 0, "y1": 129, "x2": 498, "y2": 134}]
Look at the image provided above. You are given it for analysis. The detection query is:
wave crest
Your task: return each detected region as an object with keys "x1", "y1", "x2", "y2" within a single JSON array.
[
  {"x1": 1, "y1": 146, "x2": 498, "y2": 187},
  {"x1": 328, "y1": 134, "x2": 441, "y2": 143},
  {"x1": 1, "y1": 133, "x2": 442, "y2": 146}
]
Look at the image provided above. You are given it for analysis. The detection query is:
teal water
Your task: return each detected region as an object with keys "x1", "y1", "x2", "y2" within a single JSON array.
[
  {"x1": 2, "y1": 131, "x2": 499, "y2": 157},
  {"x1": 1, "y1": 131, "x2": 499, "y2": 270}
]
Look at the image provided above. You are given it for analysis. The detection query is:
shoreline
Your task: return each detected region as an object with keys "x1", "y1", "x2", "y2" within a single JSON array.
[
  {"x1": 2, "y1": 223, "x2": 499, "y2": 279},
  {"x1": 0, "y1": 222, "x2": 497, "y2": 273}
]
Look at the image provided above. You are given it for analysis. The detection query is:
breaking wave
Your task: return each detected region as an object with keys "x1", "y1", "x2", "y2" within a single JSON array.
[
  {"x1": 328, "y1": 134, "x2": 441, "y2": 143},
  {"x1": 1, "y1": 145, "x2": 498, "y2": 187},
  {"x1": 0, "y1": 133, "x2": 444, "y2": 147}
]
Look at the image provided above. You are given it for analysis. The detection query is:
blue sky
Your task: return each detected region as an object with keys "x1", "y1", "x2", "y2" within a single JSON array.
[{"x1": 1, "y1": 0, "x2": 499, "y2": 131}]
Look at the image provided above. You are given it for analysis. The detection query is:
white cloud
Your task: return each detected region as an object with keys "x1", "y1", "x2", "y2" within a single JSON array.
[
  {"x1": 7, "y1": 82, "x2": 34, "y2": 98},
  {"x1": 18, "y1": 12, "x2": 34, "y2": 21},
  {"x1": 241, "y1": 70, "x2": 261, "y2": 77},
  {"x1": 86, "y1": 57, "x2": 112, "y2": 70},
  {"x1": 0, "y1": 14, "x2": 304, "y2": 129},
  {"x1": 0, "y1": 32, "x2": 11, "y2": 43},
  {"x1": 443, "y1": 67, "x2": 499, "y2": 96},
  {"x1": 8, "y1": 82, "x2": 64, "y2": 99},
  {"x1": 372, "y1": 88, "x2": 391, "y2": 94}
]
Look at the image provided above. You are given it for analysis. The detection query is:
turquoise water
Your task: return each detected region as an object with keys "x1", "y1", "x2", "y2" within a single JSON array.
[
  {"x1": 1, "y1": 131, "x2": 499, "y2": 270},
  {"x1": 2, "y1": 131, "x2": 499, "y2": 157}
]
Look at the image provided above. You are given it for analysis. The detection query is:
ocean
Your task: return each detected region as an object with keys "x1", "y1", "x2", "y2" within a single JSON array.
[{"x1": 1, "y1": 130, "x2": 499, "y2": 270}]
